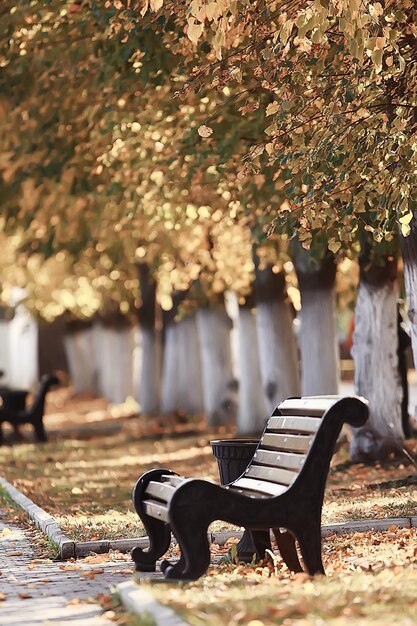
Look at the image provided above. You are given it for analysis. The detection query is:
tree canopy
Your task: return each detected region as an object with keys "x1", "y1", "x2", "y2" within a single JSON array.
[{"x1": 0, "y1": 1, "x2": 415, "y2": 317}]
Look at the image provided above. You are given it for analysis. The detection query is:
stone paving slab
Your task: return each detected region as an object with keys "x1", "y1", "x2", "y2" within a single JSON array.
[{"x1": 0, "y1": 510, "x2": 134, "y2": 626}]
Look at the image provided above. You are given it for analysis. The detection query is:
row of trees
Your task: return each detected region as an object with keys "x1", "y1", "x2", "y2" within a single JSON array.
[{"x1": 0, "y1": 1, "x2": 416, "y2": 460}]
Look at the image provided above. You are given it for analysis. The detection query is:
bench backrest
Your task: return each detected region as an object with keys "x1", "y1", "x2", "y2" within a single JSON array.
[{"x1": 229, "y1": 395, "x2": 367, "y2": 498}]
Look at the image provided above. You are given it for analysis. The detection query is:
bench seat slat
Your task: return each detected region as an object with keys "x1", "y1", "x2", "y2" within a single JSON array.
[
  {"x1": 245, "y1": 465, "x2": 296, "y2": 486},
  {"x1": 278, "y1": 397, "x2": 338, "y2": 416},
  {"x1": 253, "y1": 449, "x2": 305, "y2": 471},
  {"x1": 267, "y1": 415, "x2": 321, "y2": 434},
  {"x1": 262, "y1": 432, "x2": 313, "y2": 453},
  {"x1": 161, "y1": 474, "x2": 185, "y2": 486},
  {"x1": 145, "y1": 481, "x2": 176, "y2": 503},
  {"x1": 230, "y1": 477, "x2": 288, "y2": 497},
  {"x1": 143, "y1": 499, "x2": 169, "y2": 523}
]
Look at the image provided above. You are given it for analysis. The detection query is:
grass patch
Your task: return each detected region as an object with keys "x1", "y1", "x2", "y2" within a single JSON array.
[{"x1": 0, "y1": 424, "x2": 225, "y2": 540}]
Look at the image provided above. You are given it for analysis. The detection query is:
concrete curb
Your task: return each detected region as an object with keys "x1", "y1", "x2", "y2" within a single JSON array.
[
  {"x1": 117, "y1": 580, "x2": 191, "y2": 626},
  {"x1": 0, "y1": 476, "x2": 76, "y2": 559},
  {"x1": 1, "y1": 475, "x2": 416, "y2": 560}
]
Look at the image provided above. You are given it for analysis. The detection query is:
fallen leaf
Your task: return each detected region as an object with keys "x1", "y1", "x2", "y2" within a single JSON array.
[
  {"x1": 18, "y1": 593, "x2": 33, "y2": 599},
  {"x1": 83, "y1": 554, "x2": 110, "y2": 564},
  {"x1": 198, "y1": 124, "x2": 213, "y2": 138}
]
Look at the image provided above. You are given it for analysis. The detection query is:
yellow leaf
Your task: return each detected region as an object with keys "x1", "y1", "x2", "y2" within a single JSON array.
[
  {"x1": 265, "y1": 102, "x2": 279, "y2": 116},
  {"x1": 328, "y1": 241, "x2": 341, "y2": 253},
  {"x1": 187, "y1": 19, "x2": 204, "y2": 45},
  {"x1": 150, "y1": 0, "x2": 163, "y2": 10},
  {"x1": 401, "y1": 223, "x2": 411, "y2": 237},
  {"x1": 371, "y1": 48, "x2": 383, "y2": 72},
  {"x1": 399, "y1": 211, "x2": 413, "y2": 225}
]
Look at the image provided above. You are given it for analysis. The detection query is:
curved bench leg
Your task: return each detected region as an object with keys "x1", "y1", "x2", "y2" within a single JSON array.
[
  {"x1": 272, "y1": 528, "x2": 303, "y2": 573},
  {"x1": 131, "y1": 469, "x2": 177, "y2": 572},
  {"x1": 251, "y1": 530, "x2": 272, "y2": 561},
  {"x1": 132, "y1": 518, "x2": 171, "y2": 572},
  {"x1": 164, "y1": 521, "x2": 211, "y2": 581},
  {"x1": 294, "y1": 524, "x2": 325, "y2": 575},
  {"x1": 160, "y1": 551, "x2": 185, "y2": 575},
  {"x1": 34, "y1": 420, "x2": 47, "y2": 442}
]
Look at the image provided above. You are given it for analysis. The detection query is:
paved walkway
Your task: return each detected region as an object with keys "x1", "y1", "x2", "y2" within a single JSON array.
[{"x1": 0, "y1": 510, "x2": 134, "y2": 625}]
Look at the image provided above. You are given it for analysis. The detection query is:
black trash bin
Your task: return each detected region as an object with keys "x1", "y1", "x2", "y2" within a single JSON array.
[
  {"x1": 210, "y1": 438, "x2": 271, "y2": 562},
  {"x1": 210, "y1": 439, "x2": 259, "y2": 484}
]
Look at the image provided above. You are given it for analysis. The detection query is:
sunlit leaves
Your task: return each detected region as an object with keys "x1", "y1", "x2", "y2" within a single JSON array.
[{"x1": 198, "y1": 124, "x2": 213, "y2": 138}]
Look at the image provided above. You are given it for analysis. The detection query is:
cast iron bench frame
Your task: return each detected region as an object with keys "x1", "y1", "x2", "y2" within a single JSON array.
[
  {"x1": 131, "y1": 395, "x2": 368, "y2": 580},
  {"x1": 0, "y1": 374, "x2": 59, "y2": 444}
]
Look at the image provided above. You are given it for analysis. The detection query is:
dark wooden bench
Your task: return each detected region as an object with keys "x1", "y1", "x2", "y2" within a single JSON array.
[
  {"x1": 131, "y1": 395, "x2": 368, "y2": 580},
  {"x1": 0, "y1": 374, "x2": 59, "y2": 444}
]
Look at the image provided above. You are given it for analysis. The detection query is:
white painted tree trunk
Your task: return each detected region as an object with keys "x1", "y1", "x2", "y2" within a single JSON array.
[
  {"x1": 298, "y1": 287, "x2": 339, "y2": 396},
  {"x1": 161, "y1": 314, "x2": 203, "y2": 415},
  {"x1": 403, "y1": 261, "x2": 417, "y2": 369},
  {"x1": 64, "y1": 327, "x2": 96, "y2": 395},
  {"x1": 136, "y1": 263, "x2": 161, "y2": 415},
  {"x1": 256, "y1": 299, "x2": 300, "y2": 412},
  {"x1": 92, "y1": 322, "x2": 135, "y2": 404},
  {"x1": 7, "y1": 305, "x2": 39, "y2": 390},
  {"x1": 160, "y1": 321, "x2": 179, "y2": 414},
  {"x1": 350, "y1": 279, "x2": 403, "y2": 460},
  {"x1": 138, "y1": 327, "x2": 161, "y2": 414},
  {"x1": 196, "y1": 307, "x2": 237, "y2": 426},
  {"x1": 236, "y1": 306, "x2": 267, "y2": 434},
  {"x1": 0, "y1": 321, "x2": 10, "y2": 385},
  {"x1": 401, "y1": 220, "x2": 417, "y2": 390},
  {"x1": 92, "y1": 322, "x2": 105, "y2": 397},
  {"x1": 176, "y1": 315, "x2": 204, "y2": 415}
]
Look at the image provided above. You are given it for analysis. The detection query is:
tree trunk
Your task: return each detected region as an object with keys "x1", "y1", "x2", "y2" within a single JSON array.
[
  {"x1": 196, "y1": 302, "x2": 237, "y2": 426},
  {"x1": 0, "y1": 320, "x2": 11, "y2": 385},
  {"x1": 37, "y1": 316, "x2": 68, "y2": 378},
  {"x1": 161, "y1": 311, "x2": 204, "y2": 415},
  {"x1": 400, "y1": 213, "x2": 417, "y2": 383},
  {"x1": 236, "y1": 291, "x2": 267, "y2": 435},
  {"x1": 63, "y1": 321, "x2": 96, "y2": 395},
  {"x1": 8, "y1": 304, "x2": 39, "y2": 390},
  {"x1": 137, "y1": 264, "x2": 161, "y2": 414},
  {"x1": 160, "y1": 315, "x2": 179, "y2": 414},
  {"x1": 350, "y1": 255, "x2": 403, "y2": 461},
  {"x1": 255, "y1": 266, "x2": 300, "y2": 412},
  {"x1": 176, "y1": 314, "x2": 204, "y2": 414},
  {"x1": 91, "y1": 321, "x2": 106, "y2": 397},
  {"x1": 295, "y1": 252, "x2": 339, "y2": 396},
  {"x1": 93, "y1": 319, "x2": 135, "y2": 404}
]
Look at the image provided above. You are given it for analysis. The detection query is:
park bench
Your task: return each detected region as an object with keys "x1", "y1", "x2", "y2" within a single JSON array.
[
  {"x1": 0, "y1": 374, "x2": 59, "y2": 444},
  {"x1": 131, "y1": 395, "x2": 369, "y2": 581}
]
